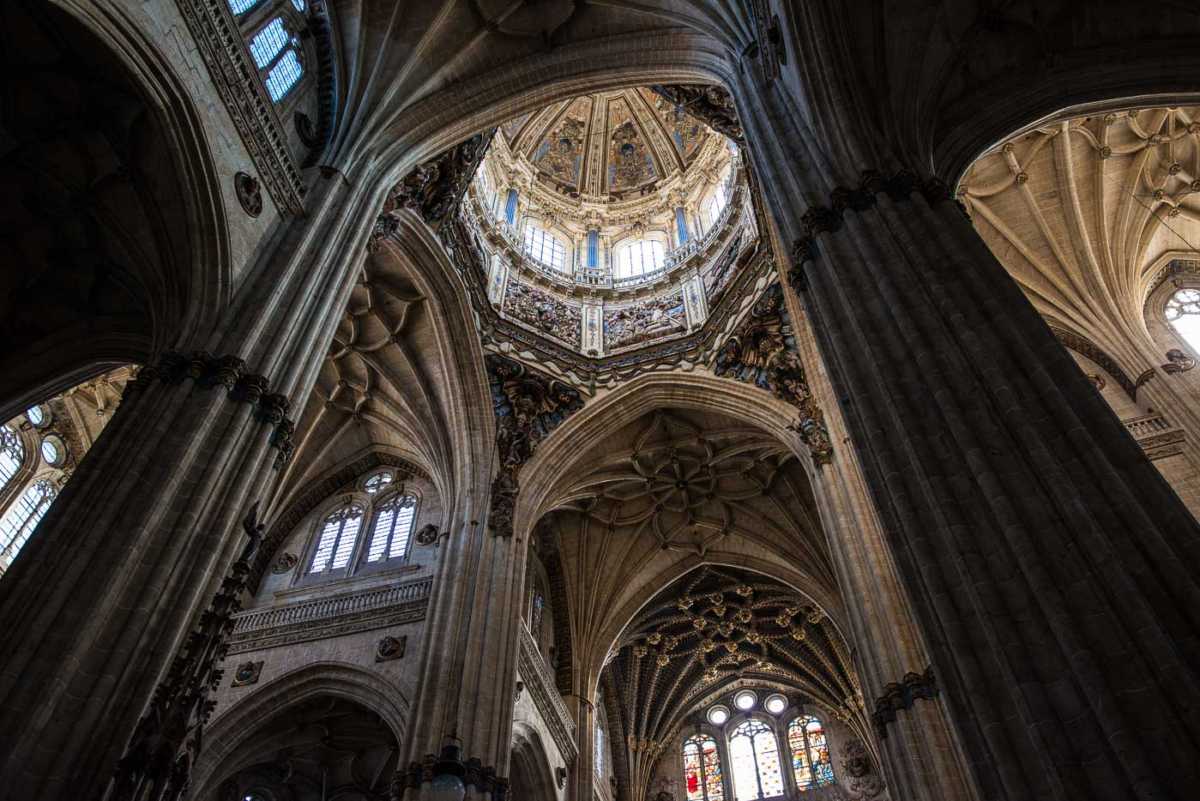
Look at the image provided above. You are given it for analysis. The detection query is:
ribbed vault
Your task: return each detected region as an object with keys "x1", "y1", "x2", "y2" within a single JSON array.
[{"x1": 959, "y1": 106, "x2": 1200, "y2": 377}]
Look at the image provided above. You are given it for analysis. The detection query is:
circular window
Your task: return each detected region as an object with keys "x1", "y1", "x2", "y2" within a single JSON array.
[
  {"x1": 40, "y1": 436, "x2": 64, "y2": 466},
  {"x1": 707, "y1": 705, "x2": 730, "y2": 726},
  {"x1": 363, "y1": 471, "x2": 393, "y2": 494},
  {"x1": 733, "y1": 690, "x2": 758, "y2": 711},
  {"x1": 26, "y1": 406, "x2": 46, "y2": 427},
  {"x1": 765, "y1": 693, "x2": 787, "y2": 714}
]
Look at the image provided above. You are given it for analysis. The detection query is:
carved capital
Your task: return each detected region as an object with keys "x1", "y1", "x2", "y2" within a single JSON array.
[
  {"x1": 231, "y1": 373, "x2": 270, "y2": 405},
  {"x1": 871, "y1": 665, "x2": 938, "y2": 739}
]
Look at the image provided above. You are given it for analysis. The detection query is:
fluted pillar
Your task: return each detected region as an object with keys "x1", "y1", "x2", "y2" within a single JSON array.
[
  {"x1": 796, "y1": 179, "x2": 1200, "y2": 799},
  {"x1": 0, "y1": 171, "x2": 380, "y2": 801},
  {"x1": 734, "y1": 59, "x2": 1200, "y2": 796}
]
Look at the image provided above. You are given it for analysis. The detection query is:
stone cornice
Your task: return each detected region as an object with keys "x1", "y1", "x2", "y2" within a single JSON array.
[
  {"x1": 176, "y1": 0, "x2": 305, "y2": 214},
  {"x1": 870, "y1": 666, "x2": 938, "y2": 739},
  {"x1": 517, "y1": 625, "x2": 579, "y2": 762}
]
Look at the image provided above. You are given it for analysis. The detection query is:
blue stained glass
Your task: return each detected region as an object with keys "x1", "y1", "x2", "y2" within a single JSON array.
[
  {"x1": 265, "y1": 48, "x2": 303, "y2": 101},
  {"x1": 291, "y1": 0, "x2": 306, "y2": 10},
  {"x1": 227, "y1": 0, "x2": 262, "y2": 14}
]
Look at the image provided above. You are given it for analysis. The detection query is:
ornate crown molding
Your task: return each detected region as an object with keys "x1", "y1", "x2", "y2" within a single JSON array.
[{"x1": 176, "y1": 0, "x2": 305, "y2": 214}]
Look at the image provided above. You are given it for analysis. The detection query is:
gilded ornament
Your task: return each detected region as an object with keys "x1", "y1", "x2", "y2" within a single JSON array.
[
  {"x1": 736, "y1": 609, "x2": 752, "y2": 623},
  {"x1": 647, "y1": 632, "x2": 662, "y2": 645},
  {"x1": 807, "y1": 607, "x2": 824, "y2": 624},
  {"x1": 701, "y1": 638, "x2": 716, "y2": 653},
  {"x1": 656, "y1": 654, "x2": 670, "y2": 667},
  {"x1": 791, "y1": 626, "x2": 807, "y2": 641}
]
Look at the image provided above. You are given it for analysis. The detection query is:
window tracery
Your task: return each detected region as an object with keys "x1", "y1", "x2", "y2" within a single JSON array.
[
  {"x1": 231, "y1": 0, "x2": 308, "y2": 103},
  {"x1": 365, "y1": 493, "x2": 417, "y2": 562},
  {"x1": 729, "y1": 719, "x2": 784, "y2": 800},
  {"x1": 683, "y1": 734, "x2": 725, "y2": 801},
  {"x1": 595, "y1": 691, "x2": 610, "y2": 778},
  {"x1": 307, "y1": 504, "x2": 364, "y2": 574},
  {"x1": 1165, "y1": 287, "x2": 1200, "y2": 353},
  {"x1": 0, "y1": 479, "x2": 57, "y2": 563},
  {"x1": 0, "y1": 426, "x2": 23, "y2": 496},
  {"x1": 787, "y1": 715, "x2": 834, "y2": 791}
]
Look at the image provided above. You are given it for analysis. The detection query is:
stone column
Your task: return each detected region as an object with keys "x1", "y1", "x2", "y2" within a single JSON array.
[
  {"x1": 0, "y1": 171, "x2": 379, "y2": 800},
  {"x1": 736, "y1": 69, "x2": 1200, "y2": 798}
]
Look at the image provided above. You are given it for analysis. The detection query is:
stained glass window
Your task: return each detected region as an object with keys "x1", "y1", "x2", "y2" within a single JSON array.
[
  {"x1": 0, "y1": 479, "x2": 57, "y2": 562},
  {"x1": 595, "y1": 693, "x2": 609, "y2": 777},
  {"x1": 1166, "y1": 287, "x2": 1200, "y2": 352},
  {"x1": 683, "y1": 734, "x2": 724, "y2": 801},
  {"x1": 307, "y1": 504, "x2": 364, "y2": 573},
  {"x1": 0, "y1": 425, "x2": 24, "y2": 495},
  {"x1": 787, "y1": 716, "x2": 835, "y2": 791},
  {"x1": 729, "y1": 719, "x2": 784, "y2": 800},
  {"x1": 530, "y1": 591, "x2": 545, "y2": 642},
  {"x1": 265, "y1": 48, "x2": 303, "y2": 101},
  {"x1": 25, "y1": 406, "x2": 45, "y2": 426},
  {"x1": 363, "y1": 471, "x2": 393, "y2": 494},
  {"x1": 365, "y1": 495, "x2": 416, "y2": 562}
]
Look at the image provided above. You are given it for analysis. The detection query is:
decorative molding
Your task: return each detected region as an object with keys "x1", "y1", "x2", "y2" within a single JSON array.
[
  {"x1": 1162, "y1": 348, "x2": 1196, "y2": 374},
  {"x1": 788, "y1": 170, "x2": 958, "y2": 291},
  {"x1": 871, "y1": 666, "x2": 938, "y2": 739},
  {"x1": 375, "y1": 635, "x2": 407, "y2": 662},
  {"x1": 175, "y1": 0, "x2": 305, "y2": 214},
  {"x1": 109, "y1": 504, "x2": 265, "y2": 801},
  {"x1": 230, "y1": 660, "x2": 263, "y2": 687},
  {"x1": 271, "y1": 553, "x2": 298, "y2": 574},
  {"x1": 486, "y1": 355, "x2": 583, "y2": 538},
  {"x1": 123, "y1": 350, "x2": 296, "y2": 467},
  {"x1": 713, "y1": 283, "x2": 833, "y2": 466},
  {"x1": 1048, "y1": 326, "x2": 1141, "y2": 400},
  {"x1": 1123, "y1": 413, "x2": 1186, "y2": 461},
  {"x1": 234, "y1": 172, "x2": 262, "y2": 217},
  {"x1": 226, "y1": 577, "x2": 432, "y2": 655},
  {"x1": 517, "y1": 625, "x2": 579, "y2": 763},
  {"x1": 415, "y1": 523, "x2": 439, "y2": 545}
]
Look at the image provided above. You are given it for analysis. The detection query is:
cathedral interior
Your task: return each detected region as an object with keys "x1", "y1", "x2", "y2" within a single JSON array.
[{"x1": 2, "y1": 2, "x2": 1200, "y2": 801}]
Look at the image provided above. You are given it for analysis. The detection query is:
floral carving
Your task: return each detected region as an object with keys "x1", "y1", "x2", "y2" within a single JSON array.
[
  {"x1": 486, "y1": 355, "x2": 584, "y2": 538},
  {"x1": 713, "y1": 284, "x2": 833, "y2": 466},
  {"x1": 375, "y1": 635, "x2": 406, "y2": 662},
  {"x1": 841, "y1": 737, "x2": 885, "y2": 798}
]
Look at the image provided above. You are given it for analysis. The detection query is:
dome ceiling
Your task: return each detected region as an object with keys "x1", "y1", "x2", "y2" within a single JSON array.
[{"x1": 500, "y1": 88, "x2": 714, "y2": 196}]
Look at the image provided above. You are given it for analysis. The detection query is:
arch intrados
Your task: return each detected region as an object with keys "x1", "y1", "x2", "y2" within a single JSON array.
[
  {"x1": 948, "y1": 90, "x2": 1200, "y2": 189},
  {"x1": 53, "y1": 0, "x2": 232, "y2": 344},
  {"x1": 509, "y1": 722, "x2": 558, "y2": 801},
  {"x1": 360, "y1": 30, "x2": 735, "y2": 199},
  {"x1": 514, "y1": 373, "x2": 808, "y2": 544},
  {"x1": 376, "y1": 214, "x2": 496, "y2": 482},
  {"x1": 584, "y1": 555, "x2": 848, "y2": 703},
  {"x1": 191, "y1": 662, "x2": 409, "y2": 800}
]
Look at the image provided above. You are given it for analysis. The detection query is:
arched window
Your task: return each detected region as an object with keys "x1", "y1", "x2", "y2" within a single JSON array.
[
  {"x1": 0, "y1": 425, "x2": 24, "y2": 495},
  {"x1": 523, "y1": 224, "x2": 567, "y2": 271},
  {"x1": 683, "y1": 734, "x2": 725, "y2": 801},
  {"x1": 0, "y1": 479, "x2": 57, "y2": 562},
  {"x1": 307, "y1": 504, "x2": 364, "y2": 574},
  {"x1": 228, "y1": 0, "x2": 263, "y2": 13},
  {"x1": 787, "y1": 716, "x2": 834, "y2": 791},
  {"x1": 729, "y1": 719, "x2": 784, "y2": 800},
  {"x1": 365, "y1": 494, "x2": 417, "y2": 562},
  {"x1": 529, "y1": 589, "x2": 545, "y2": 642},
  {"x1": 1165, "y1": 287, "x2": 1200, "y2": 352},
  {"x1": 247, "y1": 15, "x2": 304, "y2": 102},
  {"x1": 595, "y1": 692, "x2": 609, "y2": 777},
  {"x1": 614, "y1": 239, "x2": 665, "y2": 279},
  {"x1": 702, "y1": 165, "x2": 733, "y2": 234}
]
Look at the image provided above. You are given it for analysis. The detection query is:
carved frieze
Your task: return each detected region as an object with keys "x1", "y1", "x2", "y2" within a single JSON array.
[
  {"x1": 604, "y1": 291, "x2": 687, "y2": 351},
  {"x1": 712, "y1": 284, "x2": 833, "y2": 466},
  {"x1": 503, "y1": 280, "x2": 582, "y2": 347}
]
